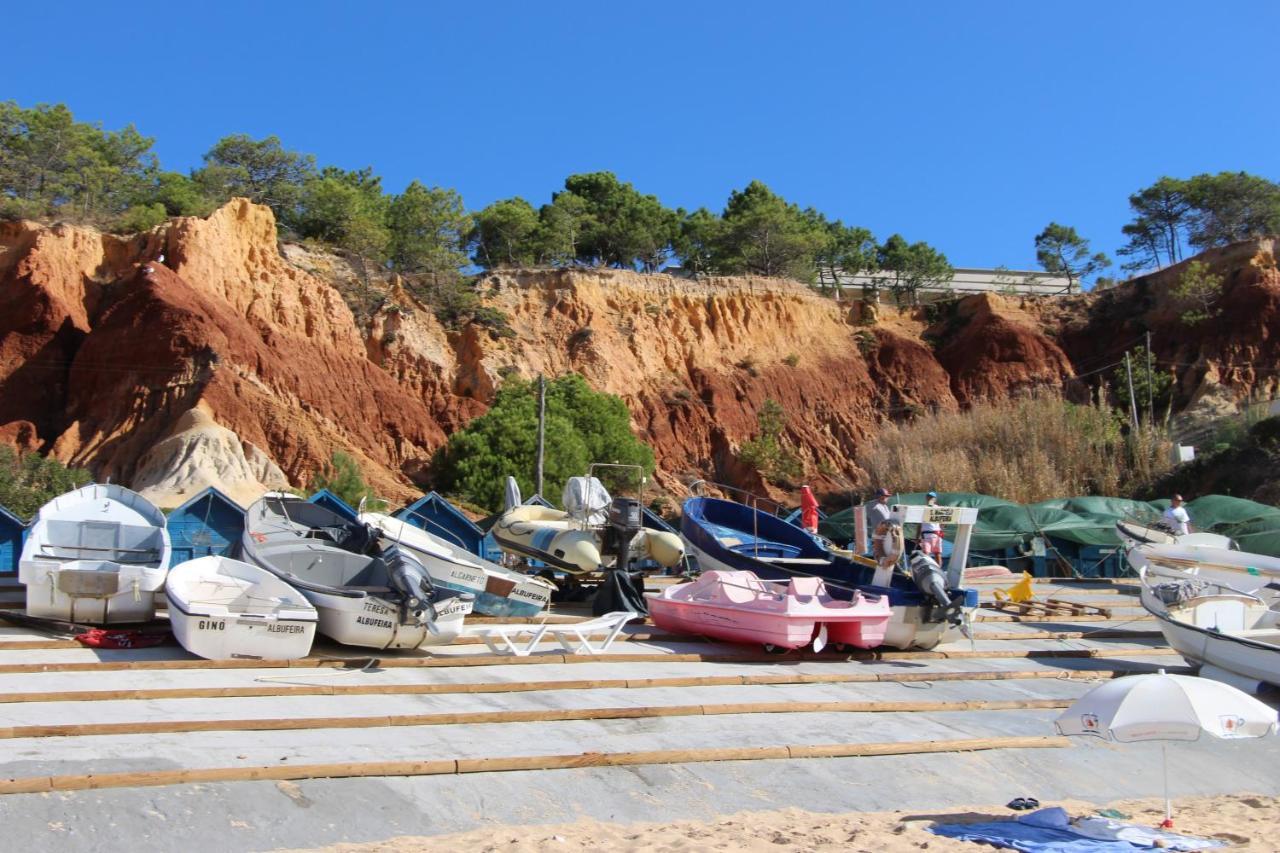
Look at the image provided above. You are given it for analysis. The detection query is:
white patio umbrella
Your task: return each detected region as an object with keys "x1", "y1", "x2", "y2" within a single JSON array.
[{"x1": 1055, "y1": 671, "x2": 1277, "y2": 825}]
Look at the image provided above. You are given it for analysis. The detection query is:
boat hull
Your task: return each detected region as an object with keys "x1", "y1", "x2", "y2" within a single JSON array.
[
  {"x1": 307, "y1": 588, "x2": 470, "y2": 649},
  {"x1": 682, "y1": 533, "x2": 957, "y2": 650},
  {"x1": 1126, "y1": 543, "x2": 1280, "y2": 595},
  {"x1": 19, "y1": 484, "x2": 172, "y2": 625},
  {"x1": 167, "y1": 589, "x2": 316, "y2": 660},
  {"x1": 647, "y1": 571, "x2": 892, "y2": 650},
  {"x1": 360, "y1": 513, "x2": 552, "y2": 617},
  {"x1": 1140, "y1": 585, "x2": 1280, "y2": 691}
]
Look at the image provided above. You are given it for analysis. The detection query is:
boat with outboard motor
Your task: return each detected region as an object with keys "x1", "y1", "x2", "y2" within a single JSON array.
[
  {"x1": 680, "y1": 492, "x2": 977, "y2": 650},
  {"x1": 359, "y1": 510, "x2": 554, "y2": 617},
  {"x1": 491, "y1": 474, "x2": 683, "y2": 574},
  {"x1": 165, "y1": 556, "x2": 318, "y2": 660},
  {"x1": 647, "y1": 569, "x2": 892, "y2": 651},
  {"x1": 1138, "y1": 566, "x2": 1280, "y2": 693},
  {"x1": 241, "y1": 493, "x2": 472, "y2": 649},
  {"x1": 19, "y1": 484, "x2": 171, "y2": 624}
]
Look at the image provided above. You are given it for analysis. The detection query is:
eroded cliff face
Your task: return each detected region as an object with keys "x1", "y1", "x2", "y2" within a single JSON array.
[{"x1": 0, "y1": 200, "x2": 1274, "y2": 508}]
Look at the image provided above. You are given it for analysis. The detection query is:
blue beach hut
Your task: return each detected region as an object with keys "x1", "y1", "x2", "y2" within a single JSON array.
[
  {"x1": 309, "y1": 489, "x2": 359, "y2": 522},
  {"x1": 394, "y1": 492, "x2": 486, "y2": 556},
  {"x1": 0, "y1": 504, "x2": 24, "y2": 576},
  {"x1": 166, "y1": 487, "x2": 245, "y2": 565}
]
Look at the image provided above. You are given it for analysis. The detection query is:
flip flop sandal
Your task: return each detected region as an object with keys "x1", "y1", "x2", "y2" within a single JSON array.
[{"x1": 1006, "y1": 798, "x2": 1030, "y2": 810}]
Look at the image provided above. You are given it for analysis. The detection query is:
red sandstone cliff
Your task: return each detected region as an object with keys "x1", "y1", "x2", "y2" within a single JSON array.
[{"x1": 0, "y1": 200, "x2": 1273, "y2": 508}]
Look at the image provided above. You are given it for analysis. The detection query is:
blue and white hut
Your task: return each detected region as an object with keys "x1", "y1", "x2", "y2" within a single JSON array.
[
  {"x1": 0, "y1": 503, "x2": 24, "y2": 578},
  {"x1": 166, "y1": 487, "x2": 245, "y2": 565},
  {"x1": 394, "y1": 491, "x2": 486, "y2": 557},
  {"x1": 308, "y1": 489, "x2": 359, "y2": 523}
]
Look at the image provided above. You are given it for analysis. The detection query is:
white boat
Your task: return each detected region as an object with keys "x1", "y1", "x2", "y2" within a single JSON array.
[
  {"x1": 165, "y1": 556, "x2": 318, "y2": 660},
  {"x1": 1139, "y1": 568, "x2": 1280, "y2": 693},
  {"x1": 241, "y1": 494, "x2": 472, "y2": 649},
  {"x1": 1125, "y1": 541, "x2": 1280, "y2": 596},
  {"x1": 19, "y1": 484, "x2": 171, "y2": 624},
  {"x1": 359, "y1": 511, "x2": 554, "y2": 617},
  {"x1": 1115, "y1": 519, "x2": 1235, "y2": 550}
]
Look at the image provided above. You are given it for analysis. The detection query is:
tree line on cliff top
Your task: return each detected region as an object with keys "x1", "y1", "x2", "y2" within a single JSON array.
[{"x1": 3, "y1": 101, "x2": 1279, "y2": 302}]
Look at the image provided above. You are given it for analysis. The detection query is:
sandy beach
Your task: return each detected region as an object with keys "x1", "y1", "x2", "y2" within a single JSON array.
[{"x1": 306, "y1": 793, "x2": 1278, "y2": 852}]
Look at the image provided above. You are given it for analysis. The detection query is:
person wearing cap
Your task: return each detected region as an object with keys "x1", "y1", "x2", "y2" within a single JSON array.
[
  {"x1": 1162, "y1": 494, "x2": 1192, "y2": 536},
  {"x1": 865, "y1": 487, "x2": 893, "y2": 551},
  {"x1": 919, "y1": 491, "x2": 943, "y2": 558}
]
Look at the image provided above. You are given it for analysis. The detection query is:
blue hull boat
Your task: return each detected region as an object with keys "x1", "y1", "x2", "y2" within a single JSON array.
[{"x1": 681, "y1": 496, "x2": 975, "y2": 649}]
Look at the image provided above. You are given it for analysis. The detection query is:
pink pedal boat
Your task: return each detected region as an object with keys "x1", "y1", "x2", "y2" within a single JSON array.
[{"x1": 646, "y1": 570, "x2": 892, "y2": 652}]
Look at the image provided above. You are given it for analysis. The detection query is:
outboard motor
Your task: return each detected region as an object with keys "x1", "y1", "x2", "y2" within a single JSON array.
[
  {"x1": 383, "y1": 544, "x2": 434, "y2": 624},
  {"x1": 607, "y1": 497, "x2": 643, "y2": 571},
  {"x1": 594, "y1": 496, "x2": 648, "y2": 617},
  {"x1": 909, "y1": 550, "x2": 952, "y2": 610},
  {"x1": 909, "y1": 550, "x2": 968, "y2": 627}
]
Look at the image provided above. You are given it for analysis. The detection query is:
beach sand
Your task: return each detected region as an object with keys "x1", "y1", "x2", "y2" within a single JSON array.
[{"x1": 305, "y1": 793, "x2": 1277, "y2": 851}]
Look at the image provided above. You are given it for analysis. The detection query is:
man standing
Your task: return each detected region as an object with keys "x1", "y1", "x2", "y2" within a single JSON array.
[
  {"x1": 1162, "y1": 494, "x2": 1192, "y2": 536},
  {"x1": 865, "y1": 487, "x2": 893, "y2": 550}
]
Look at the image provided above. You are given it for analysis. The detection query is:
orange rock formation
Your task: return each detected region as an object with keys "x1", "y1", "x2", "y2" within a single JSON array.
[{"x1": 0, "y1": 201, "x2": 1274, "y2": 508}]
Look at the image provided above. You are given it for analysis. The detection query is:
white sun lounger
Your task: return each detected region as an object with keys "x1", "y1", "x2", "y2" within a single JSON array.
[{"x1": 465, "y1": 610, "x2": 640, "y2": 657}]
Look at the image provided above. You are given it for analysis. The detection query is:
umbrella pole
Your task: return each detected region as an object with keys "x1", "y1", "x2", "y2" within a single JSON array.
[{"x1": 1161, "y1": 742, "x2": 1173, "y2": 827}]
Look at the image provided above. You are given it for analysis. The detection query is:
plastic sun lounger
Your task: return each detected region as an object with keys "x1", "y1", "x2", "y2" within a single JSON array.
[{"x1": 465, "y1": 611, "x2": 641, "y2": 657}]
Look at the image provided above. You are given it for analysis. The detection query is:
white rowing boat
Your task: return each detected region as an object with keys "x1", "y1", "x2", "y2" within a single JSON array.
[{"x1": 165, "y1": 556, "x2": 317, "y2": 660}]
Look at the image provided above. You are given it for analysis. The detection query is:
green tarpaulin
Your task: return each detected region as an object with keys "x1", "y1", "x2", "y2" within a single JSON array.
[{"x1": 818, "y1": 492, "x2": 1280, "y2": 557}]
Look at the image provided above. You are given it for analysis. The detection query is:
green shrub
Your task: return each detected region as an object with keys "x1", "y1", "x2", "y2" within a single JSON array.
[{"x1": 0, "y1": 447, "x2": 91, "y2": 519}]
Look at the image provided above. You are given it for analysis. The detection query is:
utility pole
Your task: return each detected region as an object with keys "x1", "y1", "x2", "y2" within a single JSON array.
[
  {"x1": 535, "y1": 374, "x2": 546, "y2": 498},
  {"x1": 1124, "y1": 351, "x2": 1139, "y2": 430},
  {"x1": 1145, "y1": 331, "x2": 1155, "y2": 425}
]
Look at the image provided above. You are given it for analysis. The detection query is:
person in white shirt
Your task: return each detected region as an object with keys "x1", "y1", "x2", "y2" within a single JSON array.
[
  {"x1": 1162, "y1": 494, "x2": 1192, "y2": 535},
  {"x1": 919, "y1": 491, "x2": 943, "y2": 558}
]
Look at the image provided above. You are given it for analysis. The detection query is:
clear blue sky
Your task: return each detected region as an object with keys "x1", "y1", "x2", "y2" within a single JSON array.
[{"x1": 7, "y1": 1, "x2": 1278, "y2": 270}]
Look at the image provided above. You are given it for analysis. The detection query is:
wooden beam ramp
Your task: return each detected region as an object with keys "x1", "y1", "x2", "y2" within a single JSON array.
[
  {"x1": 0, "y1": 664, "x2": 1185, "y2": 705},
  {"x1": 0, "y1": 736, "x2": 1069, "y2": 796},
  {"x1": 0, "y1": 697, "x2": 1074, "y2": 741},
  {"x1": 0, "y1": 644, "x2": 1178, "y2": 675}
]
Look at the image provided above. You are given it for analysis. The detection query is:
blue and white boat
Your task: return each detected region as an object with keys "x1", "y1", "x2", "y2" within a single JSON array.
[
  {"x1": 681, "y1": 496, "x2": 976, "y2": 649},
  {"x1": 360, "y1": 511, "x2": 554, "y2": 617}
]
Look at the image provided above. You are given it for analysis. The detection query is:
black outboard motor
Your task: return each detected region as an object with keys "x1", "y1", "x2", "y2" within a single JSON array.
[
  {"x1": 909, "y1": 550, "x2": 964, "y2": 625},
  {"x1": 382, "y1": 544, "x2": 434, "y2": 624},
  {"x1": 607, "y1": 497, "x2": 643, "y2": 571},
  {"x1": 594, "y1": 496, "x2": 648, "y2": 617}
]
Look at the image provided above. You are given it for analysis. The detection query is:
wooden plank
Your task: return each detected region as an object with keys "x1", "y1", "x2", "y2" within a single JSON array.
[
  {"x1": 0, "y1": 664, "x2": 1187, "y2": 706},
  {"x1": 976, "y1": 614, "x2": 1153, "y2": 623},
  {"x1": 0, "y1": 698, "x2": 1074, "y2": 740},
  {"x1": 0, "y1": 643, "x2": 1177, "y2": 676},
  {"x1": 0, "y1": 736, "x2": 1069, "y2": 795}
]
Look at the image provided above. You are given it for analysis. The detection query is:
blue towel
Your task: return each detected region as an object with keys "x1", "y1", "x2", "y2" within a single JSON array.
[
  {"x1": 929, "y1": 808, "x2": 1222, "y2": 852},
  {"x1": 928, "y1": 820, "x2": 1141, "y2": 853}
]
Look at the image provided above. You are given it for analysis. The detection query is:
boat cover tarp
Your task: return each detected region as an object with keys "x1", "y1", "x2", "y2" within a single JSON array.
[
  {"x1": 819, "y1": 493, "x2": 1280, "y2": 556},
  {"x1": 563, "y1": 477, "x2": 611, "y2": 526},
  {"x1": 929, "y1": 806, "x2": 1223, "y2": 851}
]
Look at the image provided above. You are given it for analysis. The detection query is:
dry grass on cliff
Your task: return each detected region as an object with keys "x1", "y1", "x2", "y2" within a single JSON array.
[{"x1": 859, "y1": 393, "x2": 1174, "y2": 503}]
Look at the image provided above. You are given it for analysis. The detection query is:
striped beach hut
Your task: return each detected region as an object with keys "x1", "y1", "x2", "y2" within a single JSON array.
[
  {"x1": 0, "y1": 504, "x2": 23, "y2": 577},
  {"x1": 308, "y1": 489, "x2": 358, "y2": 522},
  {"x1": 394, "y1": 492, "x2": 486, "y2": 556},
  {"x1": 166, "y1": 487, "x2": 245, "y2": 565}
]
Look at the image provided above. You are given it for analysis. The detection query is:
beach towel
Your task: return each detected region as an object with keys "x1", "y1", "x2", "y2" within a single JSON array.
[{"x1": 929, "y1": 807, "x2": 1224, "y2": 852}]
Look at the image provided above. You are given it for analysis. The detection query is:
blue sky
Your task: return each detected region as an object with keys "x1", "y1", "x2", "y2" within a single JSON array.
[{"x1": 7, "y1": 1, "x2": 1278, "y2": 270}]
